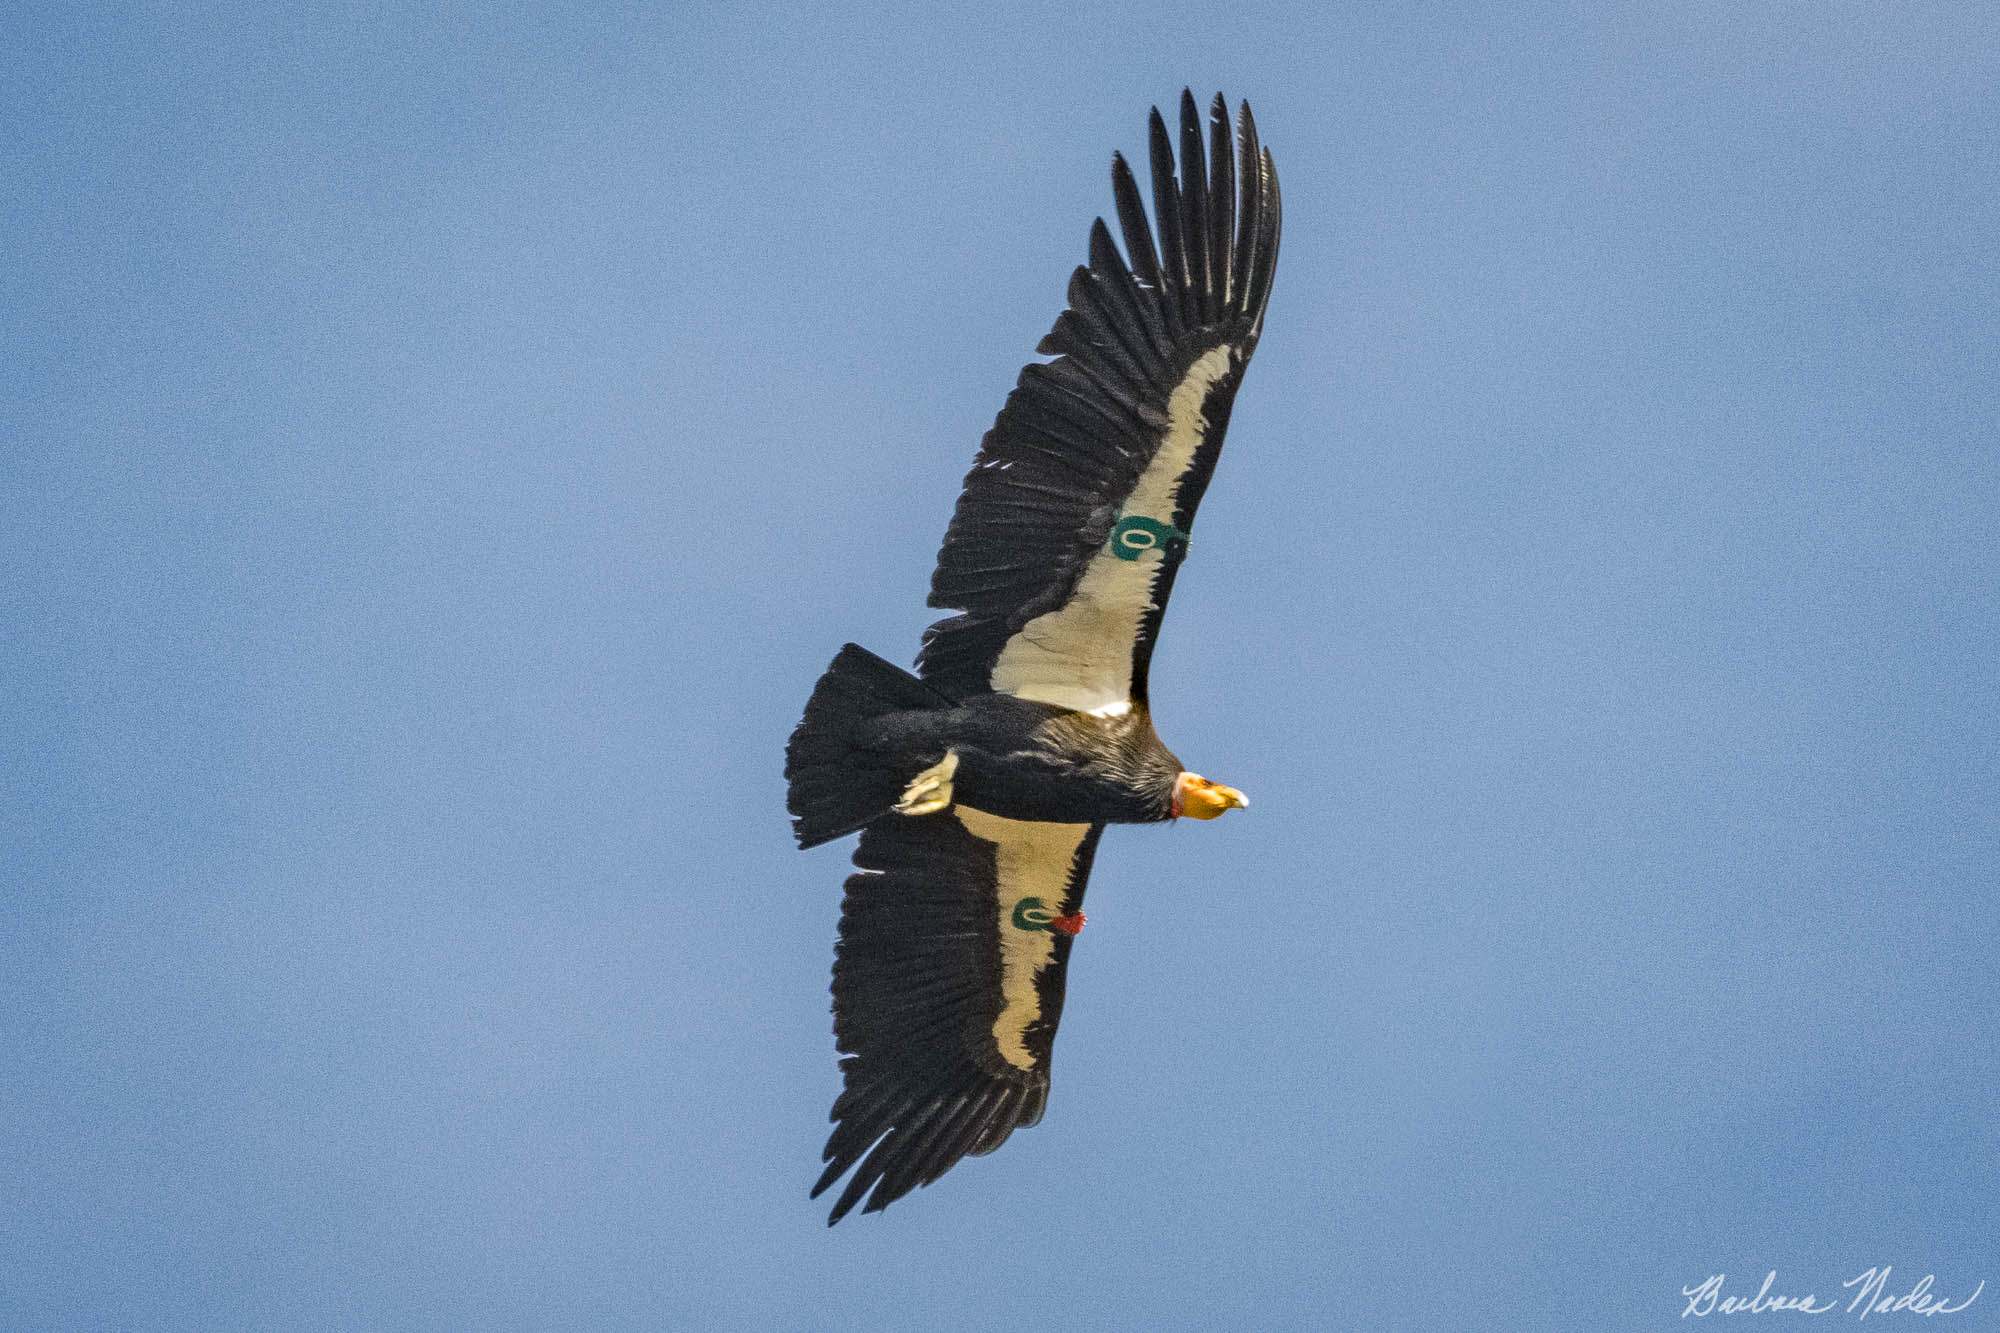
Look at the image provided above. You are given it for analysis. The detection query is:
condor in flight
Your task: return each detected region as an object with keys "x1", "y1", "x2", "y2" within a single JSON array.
[{"x1": 786, "y1": 92, "x2": 1280, "y2": 1224}]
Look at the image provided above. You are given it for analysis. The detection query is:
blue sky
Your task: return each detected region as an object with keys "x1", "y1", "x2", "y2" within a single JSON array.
[{"x1": 5, "y1": 3, "x2": 1996, "y2": 1328}]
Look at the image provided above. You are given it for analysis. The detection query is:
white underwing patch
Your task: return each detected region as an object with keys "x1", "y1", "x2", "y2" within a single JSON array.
[
  {"x1": 988, "y1": 345, "x2": 1235, "y2": 711},
  {"x1": 955, "y1": 806, "x2": 1091, "y2": 1071}
]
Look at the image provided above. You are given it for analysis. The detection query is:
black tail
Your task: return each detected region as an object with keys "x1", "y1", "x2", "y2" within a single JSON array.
[{"x1": 785, "y1": 645, "x2": 952, "y2": 849}]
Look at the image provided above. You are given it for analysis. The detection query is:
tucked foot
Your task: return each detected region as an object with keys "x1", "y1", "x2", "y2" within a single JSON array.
[{"x1": 895, "y1": 750, "x2": 959, "y2": 816}]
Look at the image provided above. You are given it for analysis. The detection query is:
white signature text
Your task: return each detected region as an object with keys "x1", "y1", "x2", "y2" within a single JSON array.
[{"x1": 1681, "y1": 1268, "x2": 1984, "y2": 1319}]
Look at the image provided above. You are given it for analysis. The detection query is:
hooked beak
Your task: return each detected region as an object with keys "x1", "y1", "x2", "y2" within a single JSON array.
[{"x1": 1172, "y1": 772, "x2": 1249, "y2": 821}]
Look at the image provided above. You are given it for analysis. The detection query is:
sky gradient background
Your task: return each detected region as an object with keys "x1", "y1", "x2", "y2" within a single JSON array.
[{"x1": 6, "y1": 3, "x2": 1997, "y2": 1328}]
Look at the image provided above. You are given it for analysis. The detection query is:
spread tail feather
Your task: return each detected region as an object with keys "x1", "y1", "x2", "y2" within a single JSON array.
[{"x1": 786, "y1": 645, "x2": 952, "y2": 849}]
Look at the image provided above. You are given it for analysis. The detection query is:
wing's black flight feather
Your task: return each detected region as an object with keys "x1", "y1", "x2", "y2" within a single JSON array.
[
  {"x1": 919, "y1": 93, "x2": 1281, "y2": 702},
  {"x1": 1178, "y1": 91, "x2": 1211, "y2": 325},
  {"x1": 815, "y1": 815, "x2": 1102, "y2": 1224},
  {"x1": 1207, "y1": 95, "x2": 1236, "y2": 313},
  {"x1": 1149, "y1": 109, "x2": 1191, "y2": 329}
]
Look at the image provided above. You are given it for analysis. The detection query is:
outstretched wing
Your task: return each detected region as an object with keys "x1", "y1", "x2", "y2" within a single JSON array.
[
  {"x1": 814, "y1": 809, "x2": 1103, "y2": 1224},
  {"x1": 919, "y1": 91, "x2": 1281, "y2": 710}
]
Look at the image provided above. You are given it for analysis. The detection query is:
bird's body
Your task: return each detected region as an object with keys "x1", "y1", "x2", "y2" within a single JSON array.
[
  {"x1": 787, "y1": 91, "x2": 1280, "y2": 1223},
  {"x1": 861, "y1": 688, "x2": 1181, "y2": 826}
]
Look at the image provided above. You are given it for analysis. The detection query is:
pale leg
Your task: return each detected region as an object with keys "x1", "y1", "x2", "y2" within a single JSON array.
[{"x1": 894, "y1": 750, "x2": 959, "y2": 816}]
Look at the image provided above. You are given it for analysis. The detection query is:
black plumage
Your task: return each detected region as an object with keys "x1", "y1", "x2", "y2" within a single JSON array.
[{"x1": 787, "y1": 92, "x2": 1281, "y2": 1224}]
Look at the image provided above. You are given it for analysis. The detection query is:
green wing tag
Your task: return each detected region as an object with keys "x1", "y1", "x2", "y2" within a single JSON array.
[
  {"x1": 1011, "y1": 897, "x2": 1057, "y2": 931},
  {"x1": 1107, "y1": 514, "x2": 1190, "y2": 561}
]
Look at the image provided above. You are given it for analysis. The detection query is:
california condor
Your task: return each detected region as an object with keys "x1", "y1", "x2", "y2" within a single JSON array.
[{"x1": 787, "y1": 91, "x2": 1281, "y2": 1224}]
